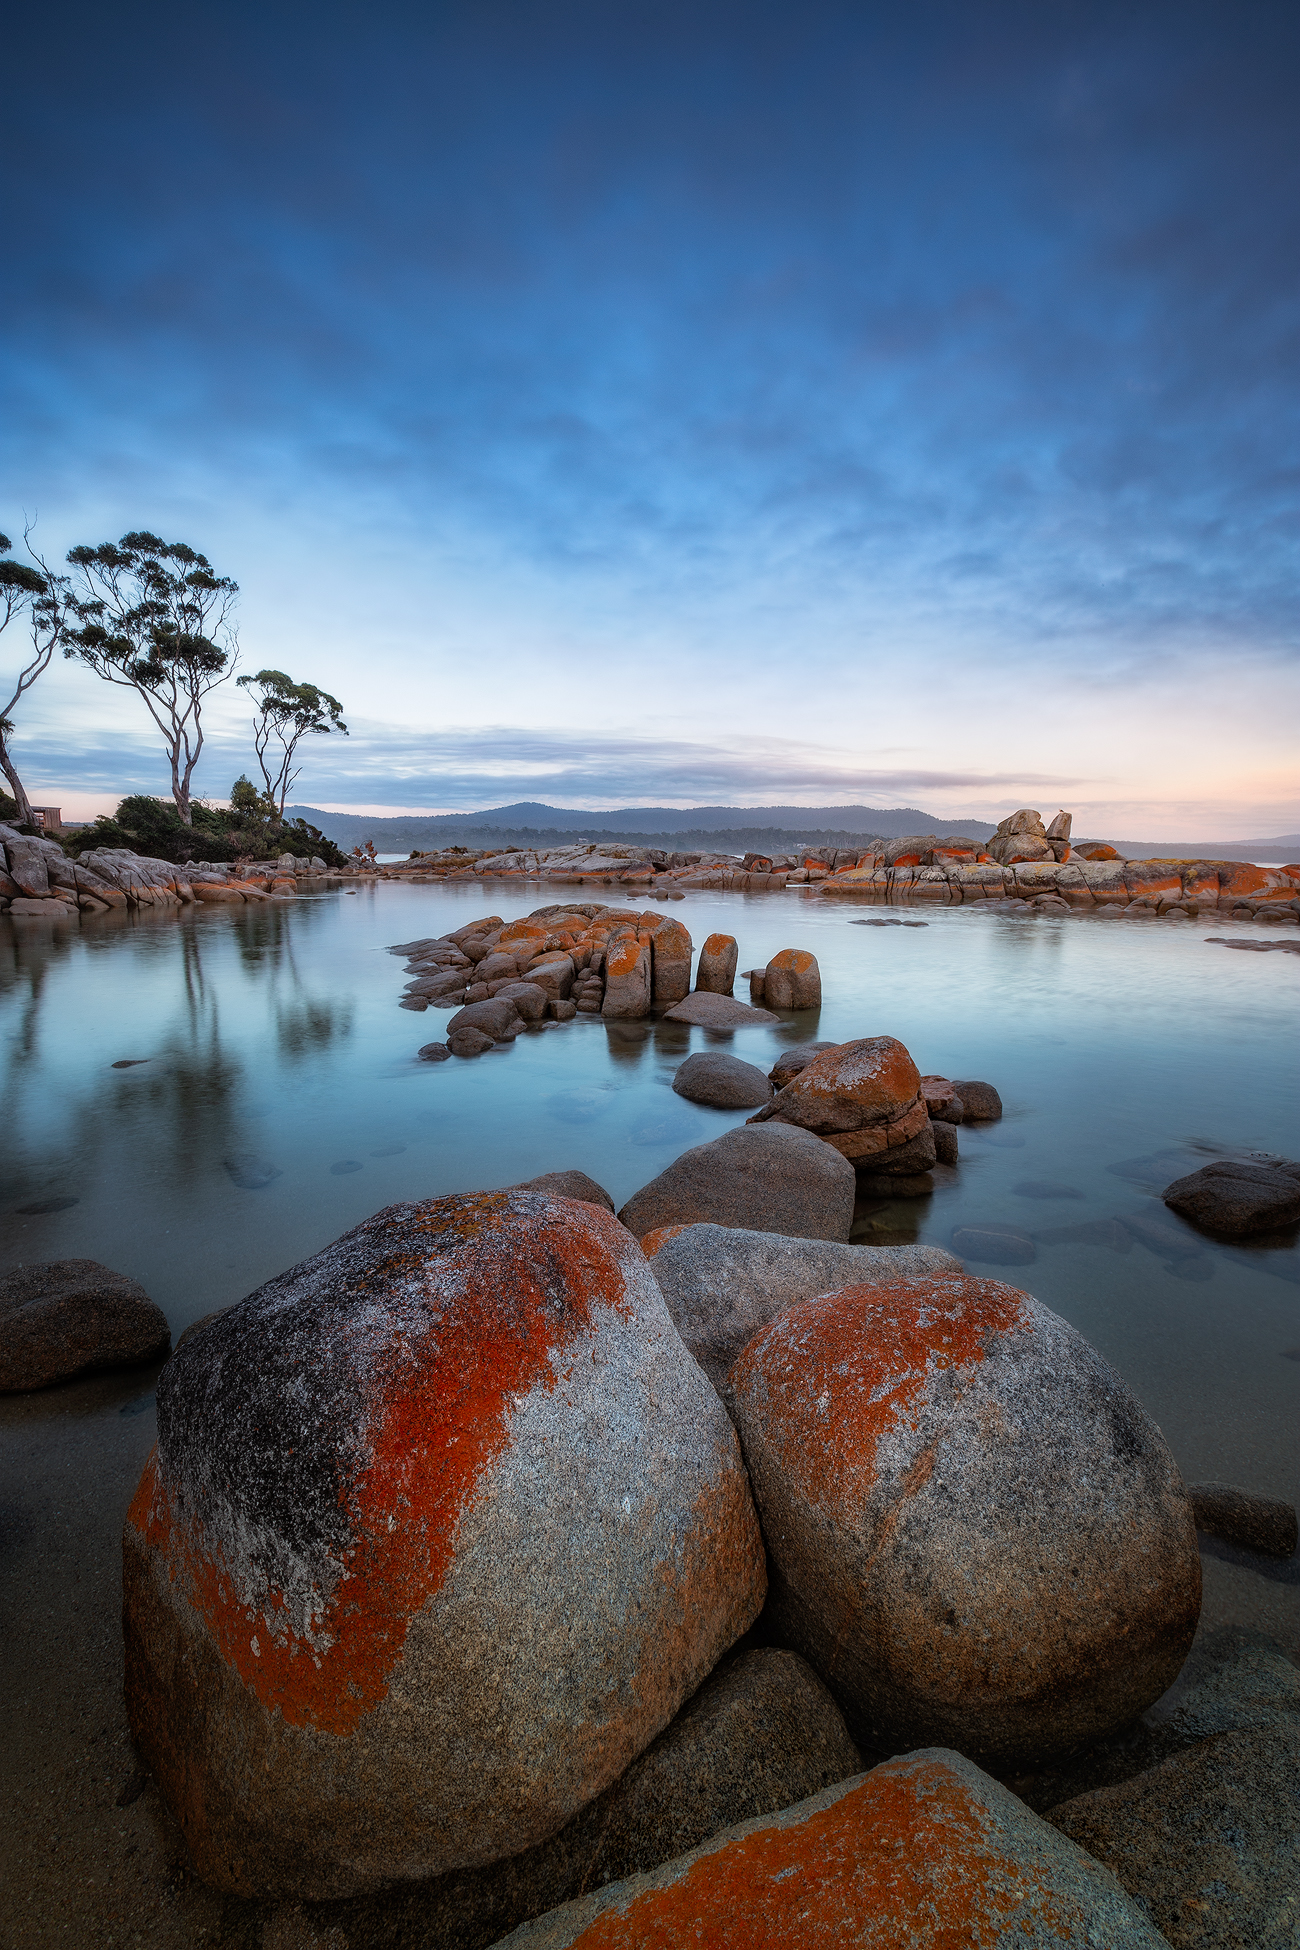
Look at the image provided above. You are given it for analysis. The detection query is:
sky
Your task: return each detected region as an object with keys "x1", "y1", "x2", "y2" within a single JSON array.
[{"x1": 2, "y1": 0, "x2": 1297, "y2": 837}]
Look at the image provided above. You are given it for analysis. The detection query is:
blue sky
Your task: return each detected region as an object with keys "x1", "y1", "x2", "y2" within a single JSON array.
[{"x1": 3, "y1": 1, "x2": 1297, "y2": 835}]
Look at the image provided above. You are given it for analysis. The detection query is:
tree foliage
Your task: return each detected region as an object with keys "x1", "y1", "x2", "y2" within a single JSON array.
[
  {"x1": 62, "y1": 785, "x2": 348, "y2": 868},
  {"x1": 237, "y1": 667, "x2": 346, "y2": 824},
  {"x1": 0, "y1": 528, "x2": 76, "y2": 825},
  {"x1": 64, "y1": 532, "x2": 239, "y2": 825}
]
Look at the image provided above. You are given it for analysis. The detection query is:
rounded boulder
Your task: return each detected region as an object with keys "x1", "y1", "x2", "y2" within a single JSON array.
[
  {"x1": 0, "y1": 1259, "x2": 171, "y2": 1391},
  {"x1": 619, "y1": 1124, "x2": 856, "y2": 1243},
  {"x1": 749, "y1": 1035, "x2": 929, "y2": 1163},
  {"x1": 123, "y1": 1191, "x2": 766, "y2": 1899},
  {"x1": 729, "y1": 1272, "x2": 1200, "y2": 1766},
  {"x1": 671, "y1": 1053, "x2": 772, "y2": 1110}
]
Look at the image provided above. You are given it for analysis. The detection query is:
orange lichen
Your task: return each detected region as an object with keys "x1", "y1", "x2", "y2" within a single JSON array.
[
  {"x1": 730, "y1": 1275, "x2": 1027, "y2": 1516},
  {"x1": 639, "y1": 1224, "x2": 690, "y2": 1258},
  {"x1": 128, "y1": 1194, "x2": 637, "y2": 1736},
  {"x1": 571, "y1": 1755, "x2": 1079, "y2": 1946}
]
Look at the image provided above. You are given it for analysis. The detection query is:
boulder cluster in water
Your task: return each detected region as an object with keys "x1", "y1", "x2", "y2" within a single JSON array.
[{"x1": 0, "y1": 820, "x2": 343, "y2": 915}]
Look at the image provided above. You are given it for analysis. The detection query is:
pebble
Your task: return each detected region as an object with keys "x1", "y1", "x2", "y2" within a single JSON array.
[{"x1": 417, "y1": 1042, "x2": 451, "y2": 1062}]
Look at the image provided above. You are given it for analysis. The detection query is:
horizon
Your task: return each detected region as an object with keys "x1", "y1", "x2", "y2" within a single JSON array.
[{"x1": 3, "y1": 3, "x2": 1298, "y2": 841}]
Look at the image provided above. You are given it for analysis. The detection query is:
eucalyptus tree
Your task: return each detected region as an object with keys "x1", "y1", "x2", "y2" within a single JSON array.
[
  {"x1": 64, "y1": 532, "x2": 239, "y2": 825},
  {"x1": 237, "y1": 668, "x2": 346, "y2": 827},
  {"x1": 0, "y1": 529, "x2": 76, "y2": 825}
]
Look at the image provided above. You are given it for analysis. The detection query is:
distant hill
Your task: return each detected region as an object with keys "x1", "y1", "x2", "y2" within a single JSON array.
[{"x1": 289, "y1": 801, "x2": 1000, "y2": 851}]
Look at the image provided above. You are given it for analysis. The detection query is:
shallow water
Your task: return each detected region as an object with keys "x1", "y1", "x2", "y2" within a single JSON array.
[{"x1": 1, "y1": 882, "x2": 1298, "y2": 1944}]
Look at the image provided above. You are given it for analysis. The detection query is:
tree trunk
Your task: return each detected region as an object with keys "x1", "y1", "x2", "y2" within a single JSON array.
[{"x1": 0, "y1": 733, "x2": 35, "y2": 825}]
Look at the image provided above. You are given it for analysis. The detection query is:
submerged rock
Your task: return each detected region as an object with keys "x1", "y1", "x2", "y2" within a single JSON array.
[
  {"x1": 123, "y1": 1190, "x2": 765, "y2": 1899},
  {"x1": 1162, "y1": 1158, "x2": 1300, "y2": 1235},
  {"x1": 0, "y1": 1259, "x2": 171, "y2": 1391},
  {"x1": 951, "y1": 1222, "x2": 1037, "y2": 1265},
  {"x1": 1188, "y1": 1481, "x2": 1298, "y2": 1558},
  {"x1": 728, "y1": 1272, "x2": 1201, "y2": 1766},
  {"x1": 671, "y1": 1052, "x2": 772, "y2": 1109},
  {"x1": 619, "y1": 1125, "x2": 857, "y2": 1244},
  {"x1": 496, "y1": 1749, "x2": 1168, "y2": 1948}
]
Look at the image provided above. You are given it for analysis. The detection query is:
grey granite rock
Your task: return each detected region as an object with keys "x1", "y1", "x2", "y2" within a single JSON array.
[
  {"x1": 509, "y1": 1170, "x2": 616, "y2": 1213},
  {"x1": 671, "y1": 1052, "x2": 772, "y2": 1109},
  {"x1": 1189, "y1": 1481, "x2": 1298, "y2": 1558},
  {"x1": 1163, "y1": 1158, "x2": 1300, "y2": 1236},
  {"x1": 0, "y1": 1259, "x2": 171, "y2": 1391},
  {"x1": 644, "y1": 1222, "x2": 960, "y2": 1402},
  {"x1": 619, "y1": 1124, "x2": 856, "y2": 1243},
  {"x1": 662, "y1": 991, "x2": 780, "y2": 1028}
]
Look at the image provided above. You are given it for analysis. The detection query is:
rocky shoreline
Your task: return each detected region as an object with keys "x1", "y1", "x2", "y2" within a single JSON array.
[
  {"x1": 370, "y1": 807, "x2": 1300, "y2": 921},
  {"x1": 5, "y1": 805, "x2": 1296, "y2": 923}
]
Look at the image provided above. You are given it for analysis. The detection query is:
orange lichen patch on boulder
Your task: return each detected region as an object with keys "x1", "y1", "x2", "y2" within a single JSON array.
[
  {"x1": 128, "y1": 1193, "x2": 638, "y2": 1737},
  {"x1": 638, "y1": 1223, "x2": 691, "y2": 1258},
  {"x1": 1218, "y1": 861, "x2": 1285, "y2": 901},
  {"x1": 562, "y1": 1755, "x2": 1101, "y2": 1948},
  {"x1": 729, "y1": 1276, "x2": 1027, "y2": 1519},
  {"x1": 752, "y1": 1036, "x2": 922, "y2": 1138},
  {"x1": 605, "y1": 935, "x2": 647, "y2": 980}
]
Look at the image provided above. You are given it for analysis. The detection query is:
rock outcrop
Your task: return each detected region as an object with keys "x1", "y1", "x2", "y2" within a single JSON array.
[
  {"x1": 728, "y1": 1271, "x2": 1201, "y2": 1765},
  {"x1": 123, "y1": 1190, "x2": 765, "y2": 1898},
  {"x1": 619, "y1": 1125, "x2": 856, "y2": 1243},
  {"x1": 496, "y1": 1750, "x2": 1168, "y2": 1948},
  {"x1": 0, "y1": 1259, "x2": 171, "y2": 1391},
  {"x1": 748, "y1": 1036, "x2": 931, "y2": 1166}
]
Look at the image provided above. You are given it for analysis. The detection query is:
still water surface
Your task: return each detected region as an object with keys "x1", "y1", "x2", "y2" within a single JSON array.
[{"x1": 2, "y1": 879, "x2": 1298, "y2": 1568}]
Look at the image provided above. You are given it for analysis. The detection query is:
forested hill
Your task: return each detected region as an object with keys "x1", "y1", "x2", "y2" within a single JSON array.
[{"x1": 288, "y1": 801, "x2": 1000, "y2": 852}]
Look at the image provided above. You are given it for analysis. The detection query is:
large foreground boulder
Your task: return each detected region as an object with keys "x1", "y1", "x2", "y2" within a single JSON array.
[
  {"x1": 497, "y1": 1750, "x2": 1167, "y2": 1948},
  {"x1": 0, "y1": 1259, "x2": 170, "y2": 1391},
  {"x1": 618, "y1": 1125, "x2": 856, "y2": 1243},
  {"x1": 302, "y1": 1649, "x2": 861, "y2": 1950},
  {"x1": 643, "y1": 1223, "x2": 961, "y2": 1402},
  {"x1": 123, "y1": 1191, "x2": 766, "y2": 1899},
  {"x1": 729, "y1": 1272, "x2": 1200, "y2": 1765},
  {"x1": 1162, "y1": 1157, "x2": 1300, "y2": 1235},
  {"x1": 748, "y1": 1035, "x2": 930, "y2": 1163}
]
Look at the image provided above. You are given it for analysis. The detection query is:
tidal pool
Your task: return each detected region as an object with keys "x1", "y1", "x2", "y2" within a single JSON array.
[{"x1": 0, "y1": 881, "x2": 1297, "y2": 1946}]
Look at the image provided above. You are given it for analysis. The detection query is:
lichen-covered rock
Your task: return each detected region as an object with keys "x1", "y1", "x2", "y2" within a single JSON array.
[
  {"x1": 643, "y1": 1223, "x2": 960, "y2": 1403},
  {"x1": 648, "y1": 915, "x2": 692, "y2": 1006},
  {"x1": 762, "y1": 949, "x2": 821, "y2": 1010},
  {"x1": 0, "y1": 1259, "x2": 171, "y2": 1391},
  {"x1": 496, "y1": 1749, "x2": 1168, "y2": 1948},
  {"x1": 729, "y1": 1272, "x2": 1201, "y2": 1766},
  {"x1": 695, "y1": 933, "x2": 738, "y2": 995},
  {"x1": 671, "y1": 1053, "x2": 772, "y2": 1109},
  {"x1": 122, "y1": 1191, "x2": 766, "y2": 1899},
  {"x1": 296, "y1": 1649, "x2": 861, "y2": 1950},
  {"x1": 602, "y1": 934, "x2": 652, "y2": 1018},
  {"x1": 619, "y1": 1126, "x2": 856, "y2": 1244},
  {"x1": 748, "y1": 1036, "x2": 930, "y2": 1163}
]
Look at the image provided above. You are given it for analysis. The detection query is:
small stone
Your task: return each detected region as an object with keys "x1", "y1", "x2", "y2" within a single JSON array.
[
  {"x1": 1188, "y1": 1482, "x2": 1298, "y2": 1558},
  {"x1": 671, "y1": 1053, "x2": 772, "y2": 1109},
  {"x1": 951, "y1": 1223, "x2": 1037, "y2": 1265},
  {"x1": 548, "y1": 999, "x2": 578, "y2": 1021},
  {"x1": 449, "y1": 1027, "x2": 495, "y2": 1057},
  {"x1": 951, "y1": 1079, "x2": 1002, "y2": 1120},
  {"x1": 931, "y1": 1122, "x2": 959, "y2": 1166},
  {"x1": 0, "y1": 1259, "x2": 171, "y2": 1391},
  {"x1": 919, "y1": 1076, "x2": 964, "y2": 1123},
  {"x1": 417, "y1": 1042, "x2": 451, "y2": 1062},
  {"x1": 399, "y1": 996, "x2": 429, "y2": 1011}
]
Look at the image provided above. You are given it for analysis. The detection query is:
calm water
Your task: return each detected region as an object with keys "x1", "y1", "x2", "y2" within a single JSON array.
[{"x1": 2, "y1": 880, "x2": 1298, "y2": 1560}]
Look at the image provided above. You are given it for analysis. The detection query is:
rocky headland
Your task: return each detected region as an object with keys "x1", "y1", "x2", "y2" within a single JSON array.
[{"x1": 0, "y1": 820, "x2": 351, "y2": 916}]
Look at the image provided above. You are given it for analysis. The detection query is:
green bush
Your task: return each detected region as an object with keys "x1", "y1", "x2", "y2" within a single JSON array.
[{"x1": 60, "y1": 792, "x2": 348, "y2": 869}]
